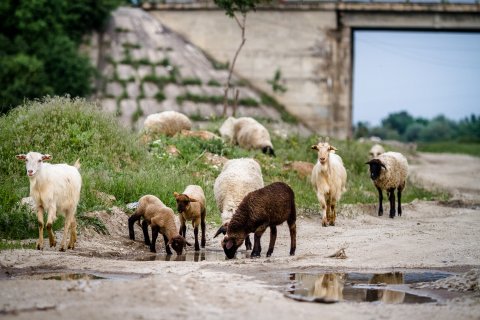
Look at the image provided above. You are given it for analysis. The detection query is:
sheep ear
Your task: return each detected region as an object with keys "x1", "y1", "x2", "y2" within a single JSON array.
[
  {"x1": 188, "y1": 197, "x2": 197, "y2": 203},
  {"x1": 185, "y1": 241, "x2": 192, "y2": 246},
  {"x1": 42, "y1": 154, "x2": 52, "y2": 161},
  {"x1": 311, "y1": 145, "x2": 319, "y2": 151},
  {"x1": 173, "y1": 192, "x2": 179, "y2": 198},
  {"x1": 225, "y1": 239, "x2": 234, "y2": 250},
  {"x1": 381, "y1": 163, "x2": 387, "y2": 170},
  {"x1": 214, "y1": 225, "x2": 227, "y2": 238},
  {"x1": 16, "y1": 154, "x2": 27, "y2": 161}
]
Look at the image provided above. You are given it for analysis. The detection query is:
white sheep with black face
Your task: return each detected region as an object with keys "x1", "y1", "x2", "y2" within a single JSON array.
[
  {"x1": 365, "y1": 152, "x2": 409, "y2": 218},
  {"x1": 310, "y1": 141, "x2": 347, "y2": 227},
  {"x1": 16, "y1": 152, "x2": 82, "y2": 251},
  {"x1": 219, "y1": 117, "x2": 275, "y2": 156},
  {"x1": 213, "y1": 158, "x2": 264, "y2": 250}
]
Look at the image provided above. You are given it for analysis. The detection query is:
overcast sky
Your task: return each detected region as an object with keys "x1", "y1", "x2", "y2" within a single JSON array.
[{"x1": 352, "y1": 30, "x2": 480, "y2": 126}]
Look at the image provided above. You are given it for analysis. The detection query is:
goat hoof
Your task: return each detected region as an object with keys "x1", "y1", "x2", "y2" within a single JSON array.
[
  {"x1": 329, "y1": 221, "x2": 335, "y2": 226},
  {"x1": 36, "y1": 243, "x2": 43, "y2": 250},
  {"x1": 50, "y1": 241, "x2": 56, "y2": 248},
  {"x1": 378, "y1": 212, "x2": 383, "y2": 216},
  {"x1": 59, "y1": 247, "x2": 66, "y2": 252}
]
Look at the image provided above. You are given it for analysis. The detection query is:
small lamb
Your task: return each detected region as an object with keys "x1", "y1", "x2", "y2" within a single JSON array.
[
  {"x1": 16, "y1": 152, "x2": 81, "y2": 251},
  {"x1": 365, "y1": 152, "x2": 409, "y2": 218},
  {"x1": 311, "y1": 141, "x2": 347, "y2": 227},
  {"x1": 221, "y1": 182, "x2": 297, "y2": 259},
  {"x1": 144, "y1": 111, "x2": 192, "y2": 136},
  {"x1": 213, "y1": 158, "x2": 264, "y2": 251},
  {"x1": 174, "y1": 185, "x2": 206, "y2": 251},
  {"x1": 128, "y1": 195, "x2": 191, "y2": 255}
]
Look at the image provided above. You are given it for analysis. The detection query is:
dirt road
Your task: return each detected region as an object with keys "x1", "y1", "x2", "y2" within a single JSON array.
[{"x1": 1, "y1": 152, "x2": 479, "y2": 319}]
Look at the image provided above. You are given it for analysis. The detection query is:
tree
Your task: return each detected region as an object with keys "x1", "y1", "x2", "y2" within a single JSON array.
[
  {"x1": 214, "y1": 0, "x2": 269, "y2": 116},
  {"x1": 381, "y1": 111, "x2": 414, "y2": 136}
]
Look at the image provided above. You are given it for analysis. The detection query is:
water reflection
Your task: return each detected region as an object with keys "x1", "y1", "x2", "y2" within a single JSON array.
[
  {"x1": 43, "y1": 273, "x2": 105, "y2": 281},
  {"x1": 137, "y1": 250, "x2": 248, "y2": 262},
  {"x1": 287, "y1": 272, "x2": 441, "y2": 304}
]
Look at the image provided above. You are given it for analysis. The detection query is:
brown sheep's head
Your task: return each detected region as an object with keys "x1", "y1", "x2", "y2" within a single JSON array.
[
  {"x1": 168, "y1": 235, "x2": 192, "y2": 255},
  {"x1": 213, "y1": 222, "x2": 229, "y2": 238},
  {"x1": 311, "y1": 141, "x2": 337, "y2": 165},
  {"x1": 173, "y1": 192, "x2": 197, "y2": 214},
  {"x1": 365, "y1": 159, "x2": 387, "y2": 181},
  {"x1": 221, "y1": 235, "x2": 244, "y2": 259}
]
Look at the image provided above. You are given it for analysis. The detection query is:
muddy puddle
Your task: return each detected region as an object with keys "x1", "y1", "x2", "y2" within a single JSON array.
[
  {"x1": 282, "y1": 271, "x2": 453, "y2": 304},
  {"x1": 130, "y1": 249, "x2": 249, "y2": 262}
]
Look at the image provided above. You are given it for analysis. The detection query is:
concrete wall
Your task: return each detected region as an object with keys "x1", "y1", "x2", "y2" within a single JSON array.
[
  {"x1": 150, "y1": 4, "x2": 480, "y2": 138},
  {"x1": 152, "y1": 10, "x2": 352, "y2": 137}
]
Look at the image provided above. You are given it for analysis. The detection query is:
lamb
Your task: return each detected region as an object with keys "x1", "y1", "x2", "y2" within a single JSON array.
[
  {"x1": 219, "y1": 116, "x2": 275, "y2": 156},
  {"x1": 311, "y1": 141, "x2": 347, "y2": 227},
  {"x1": 15, "y1": 152, "x2": 81, "y2": 251},
  {"x1": 212, "y1": 158, "x2": 264, "y2": 251},
  {"x1": 365, "y1": 152, "x2": 408, "y2": 218},
  {"x1": 221, "y1": 182, "x2": 296, "y2": 259},
  {"x1": 128, "y1": 195, "x2": 190, "y2": 255},
  {"x1": 144, "y1": 111, "x2": 192, "y2": 136},
  {"x1": 369, "y1": 144, "x2": 385, "y2": 159},
  {"x1": 174, "y1": 185, "x2": 206, "y2": 251}
]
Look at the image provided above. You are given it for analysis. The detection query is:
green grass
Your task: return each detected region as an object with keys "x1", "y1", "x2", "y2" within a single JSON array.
[
  {"x1": 0, "y1": 240, "x2": 36, "y2": 251},
  {"x1": 417, "y1": 142, "x2": 480, "y2": 157},
  {"x1": 181, "y1": 78, "x2": 203, "y2": 86},
  {"x1": 0, "y1": 97, "x2": 446, "y2": 240}
]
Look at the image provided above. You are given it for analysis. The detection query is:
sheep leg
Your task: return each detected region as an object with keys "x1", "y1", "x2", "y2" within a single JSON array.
[
  {"x1": 163, "y1": 234, "x2": 173, "y2": 255},
  {"x1": 251, "y1": 224, "x2": 268, "y2": 258},
  {"x1": 388, "y1": 188, "x2": 396, "y2": 218},
  {"x1": 36, "y1": 207, "x2": 45, "y2": 250},
  {"x1": 193, "y1": 224, "x2": 200, "y2": 251},
  {"x1": 128, "y1": 213, "x2": 141, "y2": 240},
  {"x1": 150, "y1": 226, "x2": 159, "y2": 253},
  {"x1": 266, "y1": 225, "x2": 277, "y2": 257},
  {"x1": 68, "y1": 217, "x2": 77, "y2": 250},
  {"x1": 376, "y1": 186, "x2": 384, "y2": 216},
  {"x1": 244, "y1": 235, "x2": 252, "y2": 250},
  {"x1": 288, "y1": 221, "x2": 297, "y2": 256},
  {"x1": 46, "y1": 205, "x2": 58, "y2": 249},
  {"x1": 397, "y1": 188, "x2": 402, "y2": 217},
  {"x1": 200, "y1": 208, "x2": 206, "y2": 248},
  {"x1": 142, "y1": 220, "x2": 151, "y2": 246}
]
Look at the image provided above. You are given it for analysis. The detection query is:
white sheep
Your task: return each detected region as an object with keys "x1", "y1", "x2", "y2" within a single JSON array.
[
  {"x1": 219, "y1": 116, "x2": 275, "y2": 156},
  {"x1": 16, "y1": 152, "x2": 82, "y2": 251},
  {"x1": 369, "y1": 144, "x2": 385, "y2": 159},
  {"x1": 174, "y1": 185, "x2": 206, "y2": 251},
  {"x1": 311, "y1": 141, "x2": 347, "y2": 227},
  {"x1": 213, "y1": 158, "x2": 264, "y2": 250},
  {"x1": 365, "y1": 152, "x2": 408, "y2": 218},
  {"x1": 144, "y1": 111, "x2": 192, "y2": 136}
]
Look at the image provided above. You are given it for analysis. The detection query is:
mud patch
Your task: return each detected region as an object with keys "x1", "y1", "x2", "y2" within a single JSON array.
[{"x1": 283, "y1": 271, "x2": 453, "y2": 304}]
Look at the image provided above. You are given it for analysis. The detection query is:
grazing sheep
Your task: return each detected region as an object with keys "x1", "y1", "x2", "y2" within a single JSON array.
[
  {"x1": 221, "y1": 182, "x2": 296, "y2": 259},
  {"x1": 219, "y1": 116, "x2": 275, "y2": 156},
  {"x1": 180, "y1": 129, "x2": 220, "y2": 141},
  {"x1": 128, "y1": 195, "x2": 191, "y2": 255},
  {"x1": 213, "y1": 158, "x2": 264, "y2": 251},
  {"x1": 365, "y1": 152, "x2": 408, "y2": 218},
  {"x1": 174, "y1": 185, "x2": 206, "y2": 251},
  {"x1": 16, "y1": 152, "x2": 81, "y2": 251},
  {"x1": 311, "y1": 141, "x2": 347, "y2": 227},
  {"x1": 144, "y1": 111, "x2": 191, "y2": 136},
  {"x1": 369, "y1": 144, "x2": 385, "y2": 159}
]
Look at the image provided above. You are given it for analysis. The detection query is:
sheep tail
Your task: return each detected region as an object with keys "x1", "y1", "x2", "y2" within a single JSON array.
[{"x1": 73, "y1": 159, "x2": 81, "y2": 170}]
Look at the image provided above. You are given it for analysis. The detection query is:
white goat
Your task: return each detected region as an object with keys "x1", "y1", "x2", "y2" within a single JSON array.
[
  {"x1": 16, "y1": 152, "x2": 82, "y2": 251},
  {"x1": 311, "y1": 141, "x2": 347, "y2": 227}
]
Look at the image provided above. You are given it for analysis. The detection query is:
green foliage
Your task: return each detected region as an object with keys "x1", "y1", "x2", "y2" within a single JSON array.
[
  {"x1": 181, "y1": 78, "x2": 203, "y2": 86},
  {"x1": 214, "y1": 0, "x2": 268, "y2": 16},
  {"x1": 0, "y1": 240, "x2": 36, "y2": 251},
  {"x1": 0, "y1": 97, "x2": 445, "y2": 240},
  {"x1": 207, "y1": 79, "x2": 222, "y2": 87},
  {"x1": 260, "y1": 93, "x2": 297, "y2": 124},
  {"x1": 417, "y1": 142, "x2": 480, "y2": 157},
  {"x1": 267, "y1": 68, "x2": 287, "y2": 93},
  {"x1": 355, "y1": 111, "x2": 479, "y2": 144},
  {"x1": 0, "y1": 0, "x2": 121, "y2": 113}
]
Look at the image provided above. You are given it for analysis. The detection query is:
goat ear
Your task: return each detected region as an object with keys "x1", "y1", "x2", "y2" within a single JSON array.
[
  {"x1": 16, "y1": 154, "x2": 27, "y2": 161},
  {"x1": 225, "y1": 239, "x2": 234, "y2": 250},
  {"x1": 329, "y1": 145, "x2": 337, "y2": 152},
  {"x1": 311, "y1": 145, "x2": 319, "y2": 151},
  {"x1": 42, "y1": 154, "x2": 52, "y2": 161}
]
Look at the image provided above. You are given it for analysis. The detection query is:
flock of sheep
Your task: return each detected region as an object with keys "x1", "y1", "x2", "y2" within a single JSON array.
[{"x1": 15, "y1": 110, "x2": 409, "y2": 259}]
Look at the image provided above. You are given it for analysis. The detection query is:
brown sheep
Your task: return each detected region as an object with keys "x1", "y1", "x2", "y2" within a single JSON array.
[
  {"x1": 174, "y1": 185, "x2": 206, "y2": 251},
  {"x1": 221, "y1": 182, "x2": 296, "y2": 259},
  {"x1": 128, "y1": 195, "x2": 191, "y2": 255}
]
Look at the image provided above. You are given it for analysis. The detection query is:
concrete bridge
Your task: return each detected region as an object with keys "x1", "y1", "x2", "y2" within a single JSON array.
[{"x1": 146, "y1": 1, "x2": 480, "y2": 138}]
